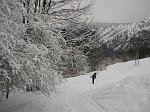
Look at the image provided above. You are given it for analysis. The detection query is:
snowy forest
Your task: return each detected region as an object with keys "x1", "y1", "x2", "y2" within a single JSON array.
[
  {"x1": 0, "y1": 0, "x2": 95, "y2": 99},
  {"x1": 0, "y1": 0, "x2": 150, "y2": 111}
]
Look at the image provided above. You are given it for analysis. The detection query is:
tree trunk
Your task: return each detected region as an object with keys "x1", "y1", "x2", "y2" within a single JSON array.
[{"x1": 6, "y1": 79, "x2": 10, "y2": 99}]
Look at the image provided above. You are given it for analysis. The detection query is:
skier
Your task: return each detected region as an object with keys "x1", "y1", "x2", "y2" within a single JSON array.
[{"x1": 90, "y1": 72, "x2": 97, "y2": 84}]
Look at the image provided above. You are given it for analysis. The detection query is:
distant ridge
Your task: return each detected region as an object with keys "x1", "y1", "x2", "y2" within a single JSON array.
[{"x1": 90, "y1": 22, "x2": 126, "y2": 29}]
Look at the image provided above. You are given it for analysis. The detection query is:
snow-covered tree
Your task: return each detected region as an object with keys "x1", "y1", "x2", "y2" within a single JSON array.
[
  {"x1": 60, "y1": 47, "x2": 88, "y2": 77},
  {"x1": 0, "y1": 0, "x2": 93, "y2": 99}
]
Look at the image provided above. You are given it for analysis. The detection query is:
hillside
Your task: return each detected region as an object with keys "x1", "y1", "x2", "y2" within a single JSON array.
[
  {"x1": 100, "y1": 17, "x2": 150, "y2": 51},
  {"x1": 89, "y1": 22, "x2": 123, "y2": 29},
  {"x1": 0, "y1": 58, "x2": 150, "y2": 112},
  {"x1": 64, "y1": 17, "x2": 150, "y2": 71}
]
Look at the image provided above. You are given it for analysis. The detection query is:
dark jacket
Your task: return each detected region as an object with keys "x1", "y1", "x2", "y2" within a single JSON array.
[{"x1": 90, "y1": 73, "x2": 96, "y2": 79}]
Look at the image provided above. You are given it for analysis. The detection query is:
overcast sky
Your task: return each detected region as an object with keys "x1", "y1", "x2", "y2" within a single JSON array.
[{"x1": 90, "y1": 0, "x2": 150, "y2": 23}]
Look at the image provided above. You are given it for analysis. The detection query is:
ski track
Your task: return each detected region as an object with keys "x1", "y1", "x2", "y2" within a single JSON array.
[{"x1": 0, "y1": 58, "x2": 150, "y2": 112}]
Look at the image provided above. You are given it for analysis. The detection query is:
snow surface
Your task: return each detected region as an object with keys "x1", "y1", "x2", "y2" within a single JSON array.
[{"x1": 0, "y1": 58, "x2": 150, "y2": 112}]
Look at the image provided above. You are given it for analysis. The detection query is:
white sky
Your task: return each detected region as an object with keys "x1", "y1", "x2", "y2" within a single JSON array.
[{"x1": 89, "y1": 0, "x2": 150, "y2": 23}]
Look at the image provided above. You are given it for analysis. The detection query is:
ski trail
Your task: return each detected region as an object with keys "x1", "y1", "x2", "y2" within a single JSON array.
[
  {"x1": 65, "y1": 84, "x2": 98, "y2": 112},
  {"x1": 82, "y1": 90, "x2": 110, "y2": 112},
  {"x1": 61, "y1": 58, "x2": 150, "y2": 112},
  {"x1": 63, "y1": 79, "x2": 111, "y2": 112},
  {"x1": 0, "y1": 58, "x2": 149, "y2": 112}
]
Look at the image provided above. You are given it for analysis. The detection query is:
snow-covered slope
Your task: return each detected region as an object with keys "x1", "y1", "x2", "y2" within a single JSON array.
[
  {"x1": 0, "y1": 58, "x2": 150, "y2": 112},
  {"x1": 99, "y1": 17, "x2": 150, "y2": 51},
  {"x1": 92, "y1": 74, "x2": 150, "y2": 112}
]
